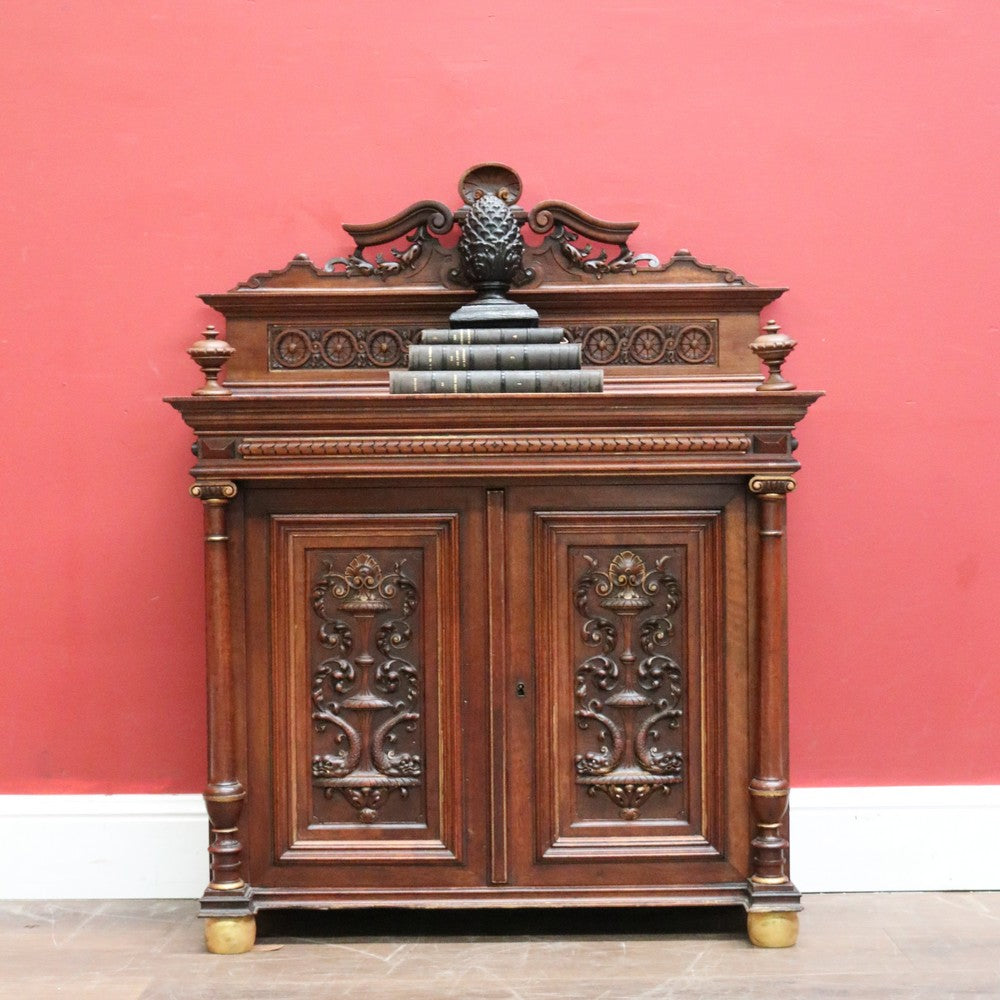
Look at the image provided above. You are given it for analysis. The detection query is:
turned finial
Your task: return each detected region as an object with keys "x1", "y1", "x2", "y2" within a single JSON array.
[
  {"x1": 187, "y1": 325, "x2": 235, "y2": 396},
  {"x1": 750, "y1": 320, "x2": 796, "y2": 391}
]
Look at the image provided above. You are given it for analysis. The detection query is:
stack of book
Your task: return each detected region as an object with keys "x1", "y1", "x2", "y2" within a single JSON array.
[{"x1": 389, "y1": 312, "x2": 603, "y2": 394}]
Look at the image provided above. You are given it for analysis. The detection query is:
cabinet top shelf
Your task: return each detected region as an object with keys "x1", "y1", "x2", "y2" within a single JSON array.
[{"x1": 168, "y1": 384, "x2": 822, "y2": 483}]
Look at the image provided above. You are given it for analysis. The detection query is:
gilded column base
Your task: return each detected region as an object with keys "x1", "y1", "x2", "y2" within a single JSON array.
[
  {"x1": 204, "y1": 914, "x2": 256, "y2": 955},
  {"x1": 747, "y1": 909, "x2": 799, "y2": 948}
]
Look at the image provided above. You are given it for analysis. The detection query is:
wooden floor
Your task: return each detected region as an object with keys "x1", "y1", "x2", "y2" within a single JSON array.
[{"x1": 1, "y1": 893, "x2": 997, "y2": 999}]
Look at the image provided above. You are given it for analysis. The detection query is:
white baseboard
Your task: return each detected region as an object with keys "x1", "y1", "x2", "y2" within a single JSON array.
[
  {"x1": 1, "y1": 787, "x2": 998, "y2": 899},
  {"x1": 789, "y1": 785, "x2": 1000, "y2": 892},
  {"x1": 0, "y1": 795, "x2": 207, "y2": 900}
]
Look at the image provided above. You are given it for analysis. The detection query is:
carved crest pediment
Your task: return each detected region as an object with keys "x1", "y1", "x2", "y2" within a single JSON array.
[{"x1": 232, "y1": 164, "x2": 754, "y2": 293}]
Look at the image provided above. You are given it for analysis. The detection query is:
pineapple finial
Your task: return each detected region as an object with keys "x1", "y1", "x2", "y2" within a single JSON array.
[{"x1": 450, "y1": 164, "x2": 537, "y2": 327}]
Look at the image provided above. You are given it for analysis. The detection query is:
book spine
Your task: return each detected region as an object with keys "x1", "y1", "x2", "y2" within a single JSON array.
[
  {"x1": 390, "y1": 369, "x2": 603, "y2": 393},
  {"x1": 408, "y1": 344, "x2": 581, "y2": 371},
  {"x1": 509, "y1": 369, "x2": 602, "y2": 392},
  {"x1": 420, "y1": 328, "x2": 566, "y2": 345}
]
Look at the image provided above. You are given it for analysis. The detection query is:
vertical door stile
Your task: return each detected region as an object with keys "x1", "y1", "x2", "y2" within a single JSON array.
[{"x1": 486, "y1": 489, "x2": 509, "y2": 885}]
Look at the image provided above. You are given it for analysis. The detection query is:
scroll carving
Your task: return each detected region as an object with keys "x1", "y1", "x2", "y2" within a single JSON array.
[
  {"x1": 528, "y1": 201, "x2": 660, "y2": 278},
  {"x1": 310, "y1": 553, "x2": 422, "y2": 823},
  {"x1": 233, "y1": 165, "x2": 754, "y2": 291},
  {"x1": 325, "y1": 200, "x2": 454, "y2": 279},
  {"x1": 189, "y1": 481, "x2": 237, "y2": 504},
  {"x1": 749, "y1": 476, "x2": 796, "y2": 497},
  {"x1": 574, "y1": 550, "x2": 684, "y2": 820}
]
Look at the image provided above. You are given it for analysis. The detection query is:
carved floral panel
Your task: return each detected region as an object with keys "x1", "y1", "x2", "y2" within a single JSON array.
[
  {"x1": 572, "y1": 547, "x2": 686, "y2": 822},
  {"x1": 265, "y1": 508, "x2": 465, "y2": 869},
  {"x1": 309, "y1": 549, "x2": 424, "y2": 825}
]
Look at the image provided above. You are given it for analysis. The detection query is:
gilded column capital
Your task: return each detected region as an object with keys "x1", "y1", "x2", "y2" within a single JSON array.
[
  {"x1": 748, "y1": 476, "x2": 796, "y2": 497},
  {"x1": 190, "y1": 481, "x2": 238, "y2": 504}
]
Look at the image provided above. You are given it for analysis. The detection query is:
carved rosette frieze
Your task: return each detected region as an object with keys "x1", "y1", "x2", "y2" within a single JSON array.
[
  {"x1": 573, "y1": 550, "x2": 684, "y2": 821},
  {"x1": 269, "y1": 325, "x2": 418, "y2": 370},
  {"x1": 567, "y1": 321, "x2": 718, "y2": 366},
  {"x1": 310, "y1": 554, "x2": 422, "y2": 823},
  {"x1": 268, "y1": 322, "x2": 719, "y2": 371}
]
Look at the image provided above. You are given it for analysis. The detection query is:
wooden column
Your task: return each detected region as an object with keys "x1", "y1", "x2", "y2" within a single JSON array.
[
  {"x1": 746, "y1": 475, "x2": 798, "y2": 947},
  {"x1": 190, "y1": 480, "x2": 255, "y2": 954}
]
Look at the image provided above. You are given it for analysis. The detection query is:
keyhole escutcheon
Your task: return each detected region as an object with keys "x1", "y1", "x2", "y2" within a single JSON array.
[{"x1": 515, "y1": 681, "x2": 526, "y2": 698}]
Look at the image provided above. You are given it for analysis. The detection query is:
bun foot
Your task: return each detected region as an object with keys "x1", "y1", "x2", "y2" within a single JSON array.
[
  {"x1": 204, "y1": 915, "x2": 256, "y2": 954},
  {"x1": 747, "y1": 910, "x2": 799, "y2": 948}
]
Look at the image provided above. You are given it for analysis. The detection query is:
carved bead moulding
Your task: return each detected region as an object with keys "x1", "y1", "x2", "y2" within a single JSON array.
[
  {"x1": 573, "y1": 549, "x2": 684, "y2": 821},
  {"x1": 233, "y1": 164, "x2": 753, "y2": 293},
  {"x1": 238, "y1": 434, "x2": 753, "y2": 459},
  {"x1": 310, "y1": 551, "x2": 423, "y2": 824}
]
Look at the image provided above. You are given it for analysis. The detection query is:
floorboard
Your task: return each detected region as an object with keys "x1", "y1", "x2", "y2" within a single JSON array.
[{"x1": 1, "y1": 893, "x2": 997, "y2": 999}]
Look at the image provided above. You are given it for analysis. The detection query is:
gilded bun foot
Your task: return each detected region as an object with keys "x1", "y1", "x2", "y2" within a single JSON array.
[
  {"x1": 204, "y1": 915, "x2": 256, "y2": 954},
  {"x1": 747, "y1": 910, "x2": 799, "y2": 948}
]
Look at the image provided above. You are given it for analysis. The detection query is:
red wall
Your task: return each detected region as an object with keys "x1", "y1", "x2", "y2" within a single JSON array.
[{"x1": 2, "y1": 2, "x2": 997, "y2": 793}]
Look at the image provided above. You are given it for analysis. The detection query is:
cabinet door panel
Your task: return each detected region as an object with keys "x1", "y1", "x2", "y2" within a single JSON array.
[
  {"x1": 506, "y1": 485, "x2": 749, "y2": 886},
  {"x1": 244, "y1": 488, "x2": 488, "y2": 889}
]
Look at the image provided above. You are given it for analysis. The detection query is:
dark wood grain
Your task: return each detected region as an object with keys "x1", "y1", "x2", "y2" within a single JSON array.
[
  {"x1": 486, "y1": 489, "x2": 509, "y2": 886},
  {"x1": 168, "y1": 166, "x2": 821, "y2": 946},
  {"x1": 747, "y1": 476, "x2": 797, "y2": 904}
]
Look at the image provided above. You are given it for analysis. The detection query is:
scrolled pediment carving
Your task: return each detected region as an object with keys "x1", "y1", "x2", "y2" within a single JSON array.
[
  {"x1": 325, "y1": 200, "x2": 455, "y2": 280},
  {"x1": 527, "y1": 201, "x2": 660, "y2": 279},
  {"x1": 232, "y1": 164, "x2": 754, "y2": 292}
]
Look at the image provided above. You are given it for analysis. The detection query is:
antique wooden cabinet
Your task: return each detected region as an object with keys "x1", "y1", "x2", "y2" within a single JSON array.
[{"x1": 168, "y1": 165, "x2": 821, "y2": 953}]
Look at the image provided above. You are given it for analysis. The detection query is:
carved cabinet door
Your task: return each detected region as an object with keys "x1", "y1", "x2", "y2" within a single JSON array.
[
  {"x1": 242, "y1": 485, "x2": 490, "y2": 896},
  {"x1": 502, "y1": 483, "x2": 753, "y2": 893}
]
